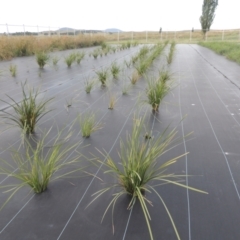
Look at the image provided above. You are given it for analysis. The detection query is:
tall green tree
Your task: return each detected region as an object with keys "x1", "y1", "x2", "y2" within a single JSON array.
[{"x1": 200, "y1": 0, "x2": 218, "y2": 39}]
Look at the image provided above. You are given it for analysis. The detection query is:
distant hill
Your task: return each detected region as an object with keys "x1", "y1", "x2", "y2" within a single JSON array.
[
  {"x1": 58, "y1": 27, "x2": 76, "y2": 32},
  {"x1": 105, "y1": 28, "x2": 122, "y2": 33}
]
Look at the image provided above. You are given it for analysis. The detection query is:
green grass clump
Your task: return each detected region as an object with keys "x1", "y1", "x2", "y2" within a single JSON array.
[
  {"x1": 95, "y1": 68, "x2": 108, "y2": 86},
  {"x1": 9, "y1": 64, "x2": 17, "y2": 77},
  {"x1": 110, "y1": 62, "x2": 120, "y2": 79},
  {"x1": 84, "y1": 79, "x2": 95, "y2": 93},
  {"x1": 65, "y1": 52, "x2": 76, "y2": 67},
  {"x1": 159, "y1": 69, "x2": 171, "y2": 83},
  {"x1": 92, "y1": 49, "x2": 99, "y2": 59},
  {"x1": 52, "y1": 56, "x2": 60, "y2": 66},
  {"x1": 0, "y1": 128, "x2": 85, "y2": 210},
  {"x1": 76, "y1": 51, "x2": 85, "y2": 64},
  {"x1": 88, "y1": 116, "x2": 207, "y2": 240},
  {"x1": 199, "y1": 41, "x2": 240, "y2": 64},
  {"x1": 167, "y1": 42, "x2": 176, "y2": 64},
  {"x1": 79, "y1": 112, "x2": 102, "y2": 137},
  {"x1": 146, "y1": 76, "x2": 171, "y2": 112},
  {"x1": 0, "y1": 82, "x2": 53, "y2": 134},
  {"x1": 36, "y1": 52, "x2": 49, "y2": 69}
]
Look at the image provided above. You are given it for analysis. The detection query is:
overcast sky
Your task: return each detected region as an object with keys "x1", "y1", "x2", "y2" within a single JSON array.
[{"x1": 0, "y1": 0, "x2": 239, "y2": 32}]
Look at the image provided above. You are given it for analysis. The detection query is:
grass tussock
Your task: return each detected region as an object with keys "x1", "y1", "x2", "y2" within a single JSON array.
[
  {"x1": 95, "y1": 68, "x2": 108, "y2": 86},
  {"x1": 79, "y1": 112, "x2": 102, "y2": 137},
  {"x1": 36, "y1": 52, "x2": 49, "y2": 69},
  {"x1": 0, "y1": 82, "x2": 53, "y2": 134},
  {"x1": 0, "y1": 127, "x2": 85, "y2": 210},
  {"x1": 9, "y1": 64, "x2": 17, "y2": 77},
  {"x1": 88, "y1": 116, "x2": 207, "y2": 240}
]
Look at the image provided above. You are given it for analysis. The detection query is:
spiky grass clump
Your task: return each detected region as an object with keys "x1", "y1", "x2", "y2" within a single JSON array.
[
  {"x1": 135, "y1": 59, "x2": 150, "y2": 76},
  {"x1": 130, "y1": 70, "x2": 140, "y2": 85},
  {"x1": 146, "y1": 77, "x2": 171, "y2": 112},
  {"x1": 108, "y1": 93, "x2": 117, "y2": 109},
  {"x1": 110, "y1": 62, "x2": 120, "y2": 79},
  {"x1": 85, "y1": 79, "x2": 95, "y2": 93},
  {"x1": 167, "y1": 42, "x2": 176, "y2": 65},
  {"x1": 52, "y1": 56, "x2": 60, "y2": 66},
  {"x1": 9, "y1": 64, "x2": 17, "y2": 77},
  {"x1": 76, "y1": 51, "x2": 85, "y2": 64},
  {"x1": 121, "y1": 83, "x2": 131, "y2": 95},
  {"x1": 92, "y1": 49, "x2": 99, "y2": 59},
  {"x1": 0, "y1": 82, "x2": 53, "y2": 134},
  {"x1": 79, "y1": 112, "x2": 102, "y2": 137},
  {"x1": 0, "y1": 128, "x2": 85, "y2": 210},
  {"x1": 88, "y1": 116, "x2": 207, "y2": 240},
  {"x1": 65, "y1": 52, "x2": 76, "y2": 67},
  {"x1": 36, "y1": 52, "x2": 49, "y2": 69},
  {"x1": 96, "y1": 68, "x2": 108, "y2": 86}
]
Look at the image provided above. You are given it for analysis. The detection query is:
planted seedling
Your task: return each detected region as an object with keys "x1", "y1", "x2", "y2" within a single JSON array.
[
  {"x1": 110, "y1": 62, "x2": 120, "y2": 79},
  {"x1": 65, "y1": 52, "x2": 76, "y2": 67},
  {"x1": 0, "y1": 127, "x2": 86, "y2": 210},
  {"x1": 52, "y1": 56, "x2": 60, "y2": 66},
  {"x1": 79, "y1": 112, "x2": 102, "y2": 137},
  {"x1": 124, "y1": 60, "x2": 132, "y2": 68},
  {"x1": 95, "y1": 68, "x2": 108, "y2": 87},
  {"x1": 87, "y1": 115, "x2": 207, "y2": 240},
  {"x1": 9, "y1": 64, "x2": 17, "y2": 77},
  {"x1": 130, "y1": 70, "x2": 140, "y2": 85},
  {"x1": 146, "y1": 77, "x2": 171, "y2": 112},
  {"x1": 85, "y1": 78, "x2": 95, "y2": 93},
  {"x1": 0, "y1": 82, "x2": 53, "y2": 134},
  {"x1": 108, "y1": 93, "x2": 117, "y2": 109},
  {"x1": 76, "y1": 51, "x2": 85, "y2": 64},
  {"x1": 36, "y1": 52, "x2": 49, "y2": 69}
]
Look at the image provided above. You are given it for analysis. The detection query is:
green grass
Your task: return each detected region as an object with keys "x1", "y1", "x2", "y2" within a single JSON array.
[
  {"x1": 9, "y1": 64, "x2": 17, "y2": 77},
  {"x1": 88, "y1": 115, "x2": 207, "y2": 240},
  {"x1": 65, "y1": 52, "x2": 76, "y2": 67},
  {"x1": 36, "y1": 52, "x2": 49, "y2": 69},
  {"x1": 0, "y1": 127, "x2": 85, "y2": 210},
  {"x1": 110, "y1": 62, "x2": 120, "y2": 79},
  {"x1": 95, "y1": 68, "x2": 108, "y2": 86},
  {"x1": 0, "y1": 82, "x2": 53, "y2": 134},
  {"x1": 146, "y1": 76, "x2": 171, "y2": 112},
  {"x1": 84, "y1": 78, "x2": 95, "y2": 93},
  {"x1": 52, "y1": 56, "x2": 60, "y2": 66},
  {"x1": 76, "y1": 51, "x2": 85, "y2": 64},
  {"x1": 198, "y1": 42, "x2": 240, "y2": 64},
  {"x1": 79, "y1": 112, "x2": 102, "y2": 137}
]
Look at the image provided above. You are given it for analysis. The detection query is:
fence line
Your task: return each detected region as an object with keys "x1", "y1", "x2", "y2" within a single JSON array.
[{"x1": 1, "y1": 24, "x2": 240, "y2": 42}]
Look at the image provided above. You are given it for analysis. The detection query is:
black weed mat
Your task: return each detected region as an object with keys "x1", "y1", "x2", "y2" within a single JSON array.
[{"x1": 0, "y1": 44, "x2": 240, "y2": 239}]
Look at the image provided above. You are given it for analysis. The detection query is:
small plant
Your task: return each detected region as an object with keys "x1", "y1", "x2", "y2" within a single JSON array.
[
  {"x1": 130, "y1": 70, "x2": 140, "y2": 85},
  {"x1": 110, "y1": 62, "x2": 120, "y2": 79},
  {"x1": 65, "y1": 52, "x2": 76, "y2": 67},
  {"x1": 88, "y1": 116, "x2": 207, "y2": 240},
  {"x1": 135, "y1": 59, "x2": 150, "y2": 76},
  {"x1": 36, "y1": 52, "x2": 49, "y2": 69},
  {"x1": 95, "y1": 68, "x2": 108, "y2": 86},
  {"x1": 85, "y1": 78, "x2": 95, "y2": 93},
  {"x1": 92, "y1": 49, "x2": 99, "y2": 59},
  {"x1": 0, "y1": 127, "x2": 85, "y2": 210},
  {"x1": 52, "y1": 56, "x2": 60, "y2": 66},
  {"x1": 121, "y1": 82, "x2": 131, "y2": 95},
  {"x1": 0, "y1": 82, "x2": 53, "y2": 134},
  {"x1": 76, "y1": 51, "x2": 85, "y2": 64},
  {"x1": 108, "y1": 93, "x2": 117, "y2": 109},
  {"x1": 79, "y1": 112, "x2": 102, "y2": 137},
  {"x1": 146, "y1": 77, "x2": 171, "y2": 112},
  {"x1": 167, "y1": 42, "x2": 176, "y2": 65},
  {"x1": 9, "y1": 64, "x2": 17, "y2": 77}
]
